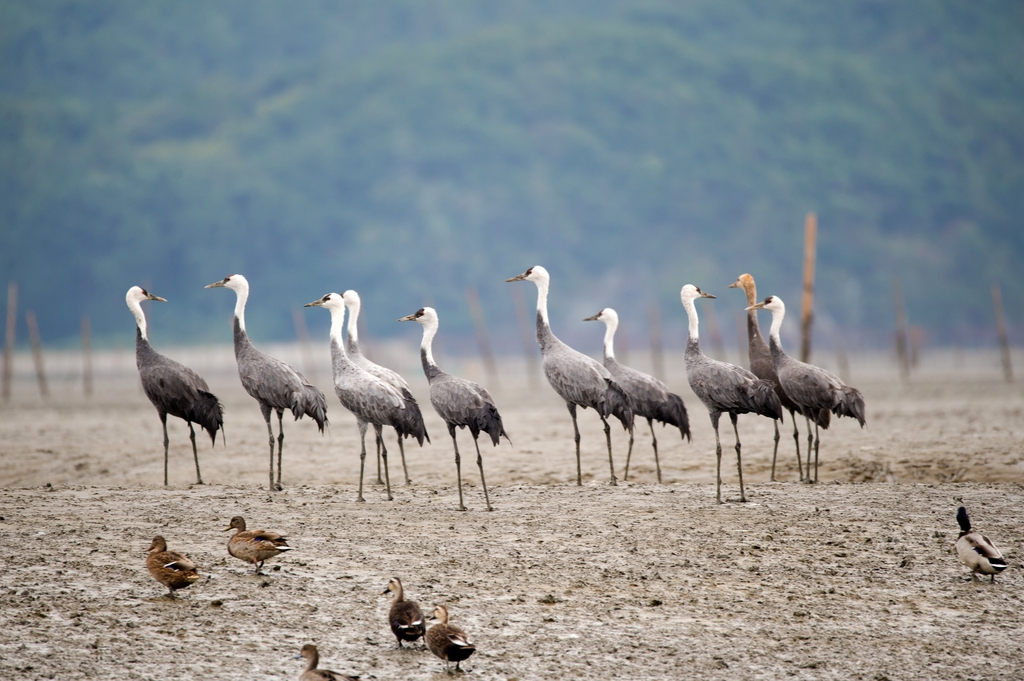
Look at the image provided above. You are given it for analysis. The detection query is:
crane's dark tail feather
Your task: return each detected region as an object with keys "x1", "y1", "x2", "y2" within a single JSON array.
[
  {"x1": 188, "y1": 390, "x2": 224, "y2": 445},
  {"x1": 834, "y1": 386, "x2": 866, "y2": 427},
  {"x1": 396, "y1": 388, "x2": 430, "y2": 446},
  {"x1": 293, "y1": 384, "x2": 328, "y2": 433},
  {"x1": 604, "y1": 378, "x2": 634, "y2": 432},
  {"x1": 657, "y1": 392, "x2": 691, "y2": 442},
  {"x1": 475, "y1": 402, "x2": 509, "y2": 447},
  {"x1": 747, "y1": 379, "x2": 783, "y2": 420}
]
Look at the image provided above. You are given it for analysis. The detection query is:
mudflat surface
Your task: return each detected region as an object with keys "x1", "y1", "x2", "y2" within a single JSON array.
[{"x1": 1, "y1": 350, "x2": 1022, "y2": 679}]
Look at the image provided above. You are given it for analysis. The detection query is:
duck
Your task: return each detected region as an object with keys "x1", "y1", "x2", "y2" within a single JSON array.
[
  {"x1": 426, "y1": 605, "x2": 476, "y2": 672},
  {"x1": 955, "y1": 506, "x2": 1008, "y2": 582},
  {"x1": 294, "y1": 644, "x2": 359, "y2": 681},
  {"x1": 225, "y1": 515, "x2": 293, "y2": 574},
  {"x1": 146, "y1": 535, "x2": 199, "y2": 597},
  {"x1": 381, "y1": 577, "x2": 425, "y2": 646}
]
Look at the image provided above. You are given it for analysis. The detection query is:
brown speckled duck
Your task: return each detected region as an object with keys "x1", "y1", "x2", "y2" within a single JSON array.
[
  {"x1": 426, "y1": 605, "x2": 476, "y2": 672},
  {"x1": 146, "y1": 535, "x2": 199, "y2": 597},
  {"x1": 381, "y1": 577, "x2": 425, "y2": 646},
  {"x1": 225, "y1": 515, "x2": 293, "y2": 574},
  {"x1": 956, "y1": 506, "x2": 1008, "y2": 582},
  {"x1": 294, "y1": 644, "x2": 359, "y2": 681}
]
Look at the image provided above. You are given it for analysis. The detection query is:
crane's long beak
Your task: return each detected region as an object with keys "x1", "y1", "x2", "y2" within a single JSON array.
[
  {"x1": 727, "y1": 280, "x2": 741, "y2": 289},
  {"x1": 746, "y1": 302, "x2": 766, "y2": 311},
  {"x1": 505, "y1": 271, "x2": 528, "y2": 282},
  {"x1": 397, "y1": 313, "x2": 417, "y2": 322},
  {"x1": 204, "y1": 280, "x2": 225, "y2": 289},
  {"x1": 583, "y1": 313, "x2": 601, "y2": 321},
  {"x1": 303, "y1": 299, "x2": 323, "y2": 308},
  {"x1": 147, "y1": 294, "x2": 167, "y2": 302},
  {"x1": 701, "y1": 292, "x2": 716, "y2": 299}
]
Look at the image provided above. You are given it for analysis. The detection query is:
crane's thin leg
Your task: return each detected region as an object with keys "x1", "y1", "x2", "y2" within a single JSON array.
[
  {"x1": 567, "y1": 403, "x2": 582, "y2": 486},
  {"x1": 711, "y1": 412, "x2": 722, "y2": 504},
  {"x1": 770, "y1": 419, "x2": 780, "y2": 482},
  {"x1": 260, "y1": 404, "x2": 274, "y2": 490},
  {"x1": 601, "y1": 415, "x2": 618, "y2": 486},
  {"x1": 275, "y1": 409, "x2": 285, "y2": 491},
  {"x1": 160, "y1": 413, "x2": 170, "y2": 487},
  {"x1": 813, "y1": 421, "x2": 820, "y2": 483},
  {"x1": 648, "y1": 417, "x2": 662, "y2": 484},
  {"x1": 731, "y1": 412, "x2": 746, "y2": 502},
  {"x1": 188, "y1": 422, "x2": 204, "y2": 485},
  {"x1": 376, "y1": 436, "x2": 385, "y2": 483},
  {"x1": 791, "y1": 410, "x2": 803, "y2": 481},
  {"x1": 356, "y1": 420, "x2": 368, "y2": 502},
  {"x1": 473, "y1": 436, "x2": 493, "y2": 511},
  {"x1": 397, "y1": 433, "x2": 412, "y2": 485},
  {"x1": 804, "y1": 415, "x2": 814, "y2": 483},
  {"x1": 449, "y1": 425, "x2": 466, "y2": 511},
  {"x1": 376, "y1": 425, "x2": 393, "y2": 501},
  {"x1": 623, "y1": 429, "x2": 635, "y2": 481}
]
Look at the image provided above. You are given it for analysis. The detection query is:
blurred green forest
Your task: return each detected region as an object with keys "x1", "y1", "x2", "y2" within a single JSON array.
[{"x1": 1, "y1": 0, "x2": 1022, "y2": 351}]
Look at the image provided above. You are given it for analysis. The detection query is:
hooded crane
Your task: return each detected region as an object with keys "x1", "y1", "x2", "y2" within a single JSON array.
[
  {"x1": 127, "y1": 286, "x2": 222, "y2": 486},
  {"x1": 729, "y1": 274, "x2": 805, "y2": 481},
  {"x1": 206, "y1": 274, "x2": 327, "y2": 490},
  {"x1": 747, "y1": 295, "x2": 865, "y2": 482},
  {"x1": 399, "y1": 307, "x2": 508, "y2": 511},
  {"x1": 306, "y1": 292, "x2": 428, "y2": 502},
  {"x1": 679, "y1": 284, "x2": 782, "y2": 503},
  {"x1": 507, "y1": 266, "x2": 633, "y2": 486},
  {"x1": 343, "y1": 289, "x2": 422, "y2": 486},
  {"x1": 583, "y1": 307, "x2": 690, "y2": 482}
]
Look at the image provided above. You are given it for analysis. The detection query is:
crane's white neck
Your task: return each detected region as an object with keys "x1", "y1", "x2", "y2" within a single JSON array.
[
  {"x1": 768, "y1": 305, "x2": 785, "y2": 348},
  {"x1": 343, "y1": 293, "x2": 361, "y2": 344},
  {"x1": 231, "y1": 282, "x2": 249, "y2": 333},
  {"x1": 533, "y1": 277, "x2": 550, "y2": 326},
  {"x1": 420, "y1": 315, "x2": 439, "y2": 367},
  {"x1": 327, "y1": 304, "x2": 347, "y2": 353},
  {"x1": 128, "y1": 298, "x2": 148, "y2": 340},
  {"x1": 681, "y1": 297, "x2": 699, "y2": 341},
  {"x1": 601, "y1": 316, "x2": 618, "y2": 360}
]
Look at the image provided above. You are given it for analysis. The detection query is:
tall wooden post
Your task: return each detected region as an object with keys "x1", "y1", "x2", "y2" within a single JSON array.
[
  {"x1": 465, "y1": 287, "x2": 498, "y2": 387},
  {"x1": 2, "y1": 281, "x2": 16, "y2": 400},
  {"x1": 25, "y1": 310, "x2": 48, "y2": 397},
  {"x1": 800, "y1": 212, "x2": 817, "y2": 363},
  {"x1": 511, "y1": 285, "x2": 539, "y2": 388},
  {"x1": 81, "y1": 315, "x2": 93, "y2": 397},
  {"x1": 291, "y1": 307, "x2": 318, "y2": 387},
  {"x1": 649, "y1": 302, "x2": 664, "y2": 381},
  {"x1": 892, "y1": 277, "x2": 910, "y2": 380},
  {"x1": 992, "y1": 283, "x2": 1013, "y2": 382}
]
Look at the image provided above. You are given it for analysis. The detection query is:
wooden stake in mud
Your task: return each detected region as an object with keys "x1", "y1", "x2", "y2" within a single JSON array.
[
  {"x1": 892, "y1": 277, "x2": 910, "y2": 380},
  {"x1": 25, "y1": 309, "x2": 48, "y2": 397},
  {"x1": 648, "y1": 302, "x2": 664, "y2": 381},
  {"x1": 291, "y1": 306, "x2": 319, "y2": 387},
  {"x1": 2, "y1": 281, "x2": 16, "y2": 400},
  {"x1": 992, "y1": 283, "x2": 1013, "y2": 382},
  {"x1": 465, "y1": 287, "x2": 499, "y2": 388},
  {"x1": 81, "y1": 315, "x2": 93, "y2": 397},
  {"x1": 800, "y1": 212, "x2": 817, "y2": 363},
  {"x1": 511, "y1": 285, "x2": 539, "y2": 388},
  {"x1": 704, "y1": 300, "x2": 727, "y2": 363}
]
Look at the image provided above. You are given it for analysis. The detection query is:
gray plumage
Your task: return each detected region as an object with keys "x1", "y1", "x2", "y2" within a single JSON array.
[
  {"x1": 399, "y1": 307, "x2": 507, "y2": 511},
  {"x1": 343, "y1": 289, "x2": 421, "y2": 486},
  {"x1": 584, "y1": 308, "x2": 689, "y2": 483},
  {"x1": 127, "y1": 286, "x2": 223, "y2": 486},
  {"x1": 206, "y1": 274, "x2": 327, "y2": 491},
  {"x1": 729, "y1": 274, "x2": 805, "y2": 481},
  {"x1": 750, "y1": 294, "x2": 866, "y2": 483},
  {"x1": 306, "y1": 293, "x2": 427, "y2": 503},
  {"x1": 680, "y1": 285, "x2": 782, "y2": 504},
  {"x1": 507, "y1": 266, "x2": 633, "y2": 487}
]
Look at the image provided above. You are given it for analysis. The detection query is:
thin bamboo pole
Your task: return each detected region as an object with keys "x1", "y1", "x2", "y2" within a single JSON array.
[
  {"x1": 25, "y1": 309, "x2": 48, "y2": 397},
  {"x1": 2, "y1": 281, "x2": 16, "y2": 400},
  {"x1": 465, "y1": 287, "x2": 498, "y2": 387},
  {"x1": 648, "y1": 302, "x2": 664, "y2": 381},
  {"x1": 800, "y1": 212, "x2": 817, "y2": 363},
  {"x1": 81, "y1": 315, "x2": 93, "y2": 397},
  {"x1": 892, "y1": 277, "x2": 910, "y2": 380},
  {"x1": 992, "y1": 283, "x2": 1013, "y2": 382}
]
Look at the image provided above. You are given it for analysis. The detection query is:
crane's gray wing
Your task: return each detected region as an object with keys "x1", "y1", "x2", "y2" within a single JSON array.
[
  {"x1": 429, "y1": 375, "x2": 489, "y2": 424},
  {"x1": 140, "y1": 360, "x2": 204, "y2": 409},
  {"x1": 334, "y1": 371, "x2": 404, "y2": 423},
  {"x1": 542, "y1": 348, "x2": 610, "y2": 407},
  {"x1": 688, "y1": 358, "x2": 761, "y2": 412},
  {"x1": 776, "y1": 362, "x2": 841, "y2": 411},
  {"x1": 353, "y1": 355, "x2": 412, "y2": 392},
  {"x1": 608, "y1": 362, "x2": 670, "y2": 413}
]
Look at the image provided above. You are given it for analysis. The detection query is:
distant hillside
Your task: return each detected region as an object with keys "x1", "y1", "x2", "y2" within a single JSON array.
[{"x1": 2, "y1": 1, "x2": 1022, "y2": 349}]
